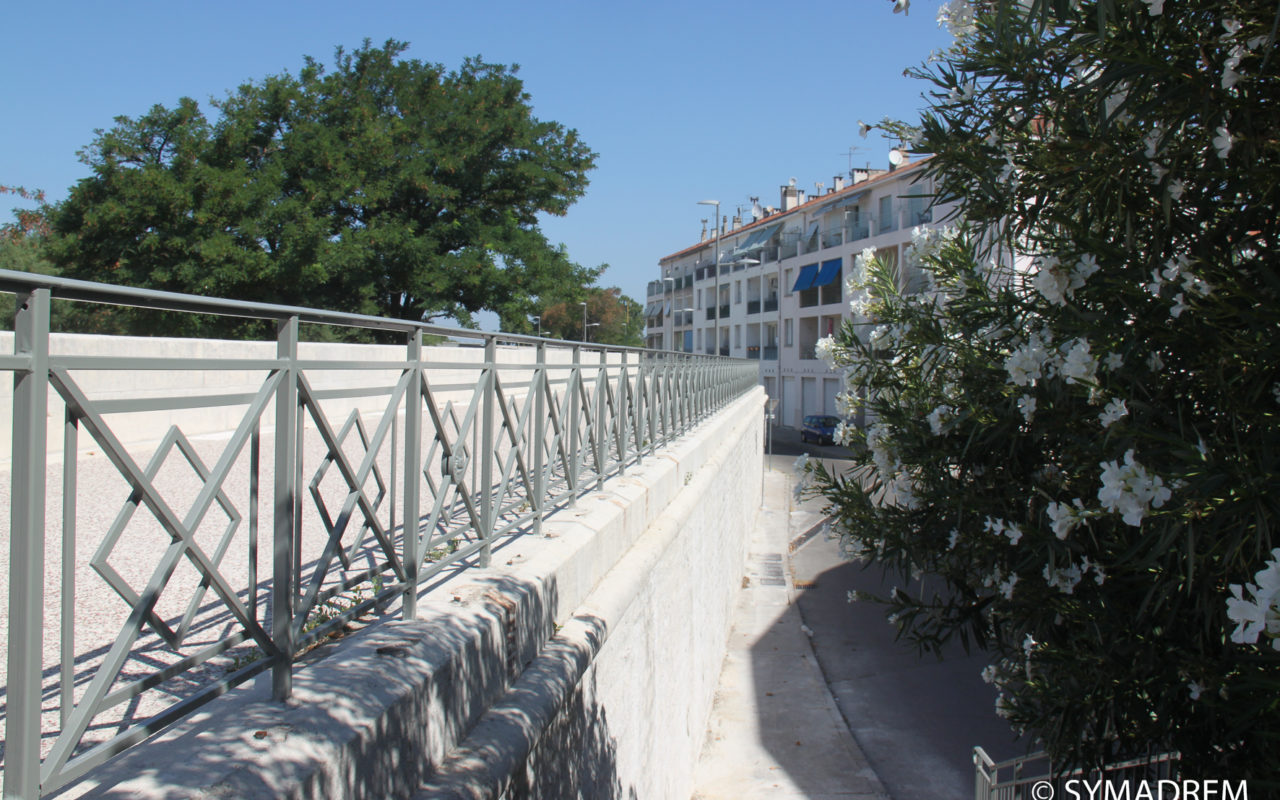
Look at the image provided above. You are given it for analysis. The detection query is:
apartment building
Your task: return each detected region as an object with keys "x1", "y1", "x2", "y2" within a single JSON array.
[{"x1": 644, "y1": 155, "x2": 955, "y2": 430}]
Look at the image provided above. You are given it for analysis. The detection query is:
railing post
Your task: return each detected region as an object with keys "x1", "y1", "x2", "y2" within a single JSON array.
[
  {"x1": 402, "y1": 329, "x2": 423, "y2": 618},
  {"x1": 479, "y1": 336, "x2": 496, "y2": 567},
  {"x1": 619, "y1": 350, "x2": 632, "y2": 472},
  {"x1": 533, "y1": 340, "x2": 546, "y2": 536},
  {"x1": 569, "y1": 343, "x2": 581, "y2": 504},
  {"x1": 272, "y1": 315, "x2": 299, "y2": 701},
  {"x1": 595, "y1": 349, "x2": 607, "y2": 491},
  {"x1": 7, "y1": 287, "x2": 50, "y2": 800}
]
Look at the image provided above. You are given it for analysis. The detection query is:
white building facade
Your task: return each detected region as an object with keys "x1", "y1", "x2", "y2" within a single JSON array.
[{"x1": 645, "y1": 156, "x2": 957, "y2": 430}]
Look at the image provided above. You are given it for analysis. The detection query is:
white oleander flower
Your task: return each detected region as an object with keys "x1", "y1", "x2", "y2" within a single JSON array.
[
  {"x1": 1006, "y1": 339, "x2": 1050, "y2": 387},
  {"x1": 1214, "y1": 125, "x2": 1233, "y2": 160},
  {"x1": 815, "y1": 336, "x2": 838, "y2": 369},
  {"x1": 1226, "y1": 547, "x2": 1280, "y2": 649},
  {"x1": 1098, "y1": 397, "x2": 1129, "y2": 428},
  {"x1": 1060, "y1": 338, "x2": 1098, "y2": 385},
  {"x1": 1046, "y1": 499, "x2": 1086, "y2": 540},
  {"x1": 928, "y1": 404, "x2": 955, "y2": 435},
  {"x1": 999, "y1": 573, "x2": 1019, "y2": 600},
  {"x1": 1043, "y1": 562, "x2": 1084, "y2": 594},
  {"x1": 937, "y1": 0, "x2": 977, "y2": 38},
  {"x1": 1097, "y1": 449, "x2": 1171, "y2": 526},
  {"x1": 1018, "y1": 394, "x2": 1036, "y2": 423}
]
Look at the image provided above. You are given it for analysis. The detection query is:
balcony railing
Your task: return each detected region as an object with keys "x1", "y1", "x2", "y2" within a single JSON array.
[
  {"x1": 763, "y1": 297, "x2": 778, "y2": 313},
  {"x1": 763, "y1": 346, "x2": 778, "y2": 361},
  {"x1": 719, "y1": 304, "x2": 730, "y2": 319},
  {"x1": 846, "y1": 220, "x2": 870, "y2": 242},
  {"x1": 705, "y1": 307, "x2": 716, "y2": 320},
  {"x1": 0, "y1": 268, "x2": 759, "y2": 799},
  {"x1": 746, "y1": 300, "x2": 760, "y2": 315}
]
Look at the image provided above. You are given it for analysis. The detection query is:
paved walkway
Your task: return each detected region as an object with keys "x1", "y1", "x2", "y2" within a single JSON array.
[{"x1": 690, "y1": 462, "x2": 889, "y2": 800}]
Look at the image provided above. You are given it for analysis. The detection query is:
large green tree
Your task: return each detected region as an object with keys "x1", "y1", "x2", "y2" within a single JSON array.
[
  {"x1": 48, "y1": 40, "x2": 601, "y2": 337},
  {"x1": 533, "y1": 286, "x2": 643, "y2": 346}
]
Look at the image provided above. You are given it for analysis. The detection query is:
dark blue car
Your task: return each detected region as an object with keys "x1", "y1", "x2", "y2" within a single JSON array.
[{"x1": 800, "y1": 414, "x2": 841, "y2": 446}]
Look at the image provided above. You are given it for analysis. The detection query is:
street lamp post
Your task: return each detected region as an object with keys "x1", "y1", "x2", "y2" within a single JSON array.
[
  {"x1": 585, "y1": 322, "x2": 600, "y2": 342},
  {"x1": 697, "y1": 200, "x2": 720, "y2": 356},
  {"x1": 662, "y1": 276, "x2": 675, "y2": 351},
  {"x1": 532, "y1": 315, "x2": 541, "y2": 338},
  {"x1": 579, "y1": 301, "x2": 587, "y2": 342}
]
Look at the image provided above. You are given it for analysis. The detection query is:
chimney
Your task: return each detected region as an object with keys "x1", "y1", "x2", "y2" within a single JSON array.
[
  {"x1": 781, "y1": 179, "x2": 801, "y2": 212},
  {"x1": 700, "y1": 219, "x2": 708, "y2": 242},
  {"x1": 833, "y1": 175, "x2": 845, "y2": 192}
]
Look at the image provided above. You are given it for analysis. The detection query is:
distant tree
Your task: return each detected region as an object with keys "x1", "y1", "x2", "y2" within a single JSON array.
[
  {"x1": 47, "y1": 40, "x2": 601, "y2": 338},
  {"x1": 534, "y1": 286, "x2": 643, "y2": 346}
]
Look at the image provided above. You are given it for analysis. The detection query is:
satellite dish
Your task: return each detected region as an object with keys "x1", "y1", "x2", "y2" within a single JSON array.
[{"x1": 888, "y1": 148, "x2": 905, "y2": 166}]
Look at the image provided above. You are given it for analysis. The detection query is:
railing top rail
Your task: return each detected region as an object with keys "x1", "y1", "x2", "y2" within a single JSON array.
[{"x1": 0, "y1": 268, "x2": 749, "y2": 363}]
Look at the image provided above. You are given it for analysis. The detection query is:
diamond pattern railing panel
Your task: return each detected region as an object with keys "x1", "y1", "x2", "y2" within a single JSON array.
[{"x1": 0, "y1": 269, "x2": 760, "y2": 798}]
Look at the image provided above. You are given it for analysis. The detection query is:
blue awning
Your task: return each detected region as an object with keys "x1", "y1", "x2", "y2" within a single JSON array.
[
  {"x1": 725, "y1": 222, "x2": 782, "y2": 260},
  {"x1": 792, "y1": 264, "x2": 820, "y2": 292},
  {"x1": 812, "y1": 259, "x2": 843, "y2": 288}
]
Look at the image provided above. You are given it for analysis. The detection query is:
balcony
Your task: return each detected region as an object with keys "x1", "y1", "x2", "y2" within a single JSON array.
[
  {"x1": 822, "y1": 229, "x2": 843, "y2": 249},
  {"x1": 719, "y1": 346, "x2": 730, "y2": 357},
  {"x1": 763, "y1": 346, "x2": 778, "y2": 361},
  {"x1": 746, "y1": 347, "x2": 760, "y2": 360},
  {"x1": 719, "y1": 304, "x2": 730, "y2": 319},
  {"x1": 763, "y1": 297, "x2": 778, "y2": 313},
  {"x1": 705, "y1": 307, "x2": 716, "y2": 320},
  {"x1": 747, "y1": 300, "x2": 760, "y2": 315},
  {"x1": 846, "y1": 220, "x2": 870, "y2": 242}
]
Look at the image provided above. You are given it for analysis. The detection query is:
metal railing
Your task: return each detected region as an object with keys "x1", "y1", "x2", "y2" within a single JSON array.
[
  {"x1": 0, "y1": 268, "x2": 758, "y2": 798},
  {"x1": 974, "y1": 748, "x2": 1180, "y2": 800}
]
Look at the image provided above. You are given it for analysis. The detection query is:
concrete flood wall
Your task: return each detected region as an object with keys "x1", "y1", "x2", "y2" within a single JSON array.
[{"x1": 52, "y1": 386, "x2": 766, "y2": 799}]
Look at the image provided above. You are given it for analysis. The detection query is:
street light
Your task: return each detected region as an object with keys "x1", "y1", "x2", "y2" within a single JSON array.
[
  {"x1": 584, "y1": 322, "x2": 600, "y2": 342},
  {"x1": 579, "y1": 301, "x2": 588, "y2": 342},
  {"x1": 696, "y1": 202, "x2": 720, "y2": 349},
  {"x1": 662, "y1": 276, "x2": 675, "y2": 351},
  {"x1": 532, "y1": 315, "x2": 541, "y2": 338}
]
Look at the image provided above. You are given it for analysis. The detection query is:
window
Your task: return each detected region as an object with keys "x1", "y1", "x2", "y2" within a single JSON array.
[
  {"x1": 879, "y1": 195, "x2": 895, "y2": 233},
  {"x1": 696, "y1": 289, "x2": 702, "y2": 309},
  {"x1": 784, "y1": 268, "x2": 793, "y2": 295},
  {"x1": 735, "y1": 281, "x2": 742, "y2": 303},
  {"x1": 734, "y1": 325, "x2": 741, "y2": 347},
  {"x1": 784, "y1": 318, "x2": 794, "y2": 347}
]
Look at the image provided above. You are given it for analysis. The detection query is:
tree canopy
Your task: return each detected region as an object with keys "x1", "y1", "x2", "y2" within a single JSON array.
[
  {"x1": 533, "y1": 286, "x2": 643, "y2": 346},
  {"x1": 47, "y1": 40, "x2": 602, "y2": 337}
]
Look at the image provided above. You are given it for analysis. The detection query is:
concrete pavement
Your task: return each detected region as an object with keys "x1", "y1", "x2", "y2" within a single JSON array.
[
  {"x1": 690, "y1": 459, "x2": 889, "y2": 800},
  {"x1": 691, "y1": 437, "x2": 1027, "y2": 800}
]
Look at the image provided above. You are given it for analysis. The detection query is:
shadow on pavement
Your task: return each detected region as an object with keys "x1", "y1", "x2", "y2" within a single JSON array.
[{"x1": 792, "y1": 536, "x2": 1029, "y2": 800}]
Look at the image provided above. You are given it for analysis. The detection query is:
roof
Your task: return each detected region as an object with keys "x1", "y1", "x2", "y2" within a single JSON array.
[{"x1": 658, "y1": 155, "x2": 934, "y2": 265}]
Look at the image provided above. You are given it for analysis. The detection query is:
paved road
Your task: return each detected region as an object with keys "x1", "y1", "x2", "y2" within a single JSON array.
[{"x1": 767, "y1": 429, "x2": 1029, "y2": 800}]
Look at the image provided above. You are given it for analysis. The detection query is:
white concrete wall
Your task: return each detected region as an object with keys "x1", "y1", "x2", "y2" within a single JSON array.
[{"x1": 51, "y1": 386, "x2": 767, "y2": 800}]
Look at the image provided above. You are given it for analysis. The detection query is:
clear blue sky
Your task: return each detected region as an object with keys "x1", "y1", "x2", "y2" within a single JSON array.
[{"x1": 3, "y1": 0, "x2": 955, "y2": 325}]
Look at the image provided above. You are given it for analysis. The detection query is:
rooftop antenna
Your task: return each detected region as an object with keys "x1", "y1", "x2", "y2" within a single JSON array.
[{"x1": 839, "y1": 146, "x2": 864, "y2": 173}]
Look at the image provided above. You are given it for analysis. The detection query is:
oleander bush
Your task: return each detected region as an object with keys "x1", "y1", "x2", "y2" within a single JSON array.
[{"x1": 804, "y1": 0, "x2": 1280, "y2": 781}]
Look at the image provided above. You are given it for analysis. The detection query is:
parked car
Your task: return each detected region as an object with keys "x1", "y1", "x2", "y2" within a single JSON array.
[{"x1": 800, "y1": 414, "x2": 841, "y2": 446}]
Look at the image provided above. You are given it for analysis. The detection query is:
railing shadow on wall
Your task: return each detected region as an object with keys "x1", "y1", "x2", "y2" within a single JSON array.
[{"x1": 0, "y1": 268, "x2": 759, "y2": 798}]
